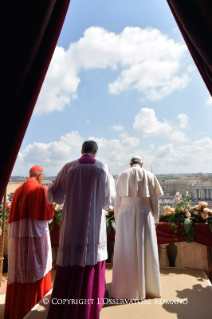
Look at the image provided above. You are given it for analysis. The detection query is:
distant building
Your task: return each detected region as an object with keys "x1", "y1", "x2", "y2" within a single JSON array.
[
  {"x1": 159, "y1": 178, "x2": 212, "y2": 199},
  {"x1": 7, "y1": 180, "x2": 25, "y2": 195},
  {"x1": 7, "y1": 180, "x2": 52, "y2": 195},
  {"x1": 41, "y1": 180, "x2": 52, "y2": 188}
]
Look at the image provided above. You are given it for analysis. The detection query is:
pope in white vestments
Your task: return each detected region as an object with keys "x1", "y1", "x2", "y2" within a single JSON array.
[{"x1": 111, "y1": 155, "x2": 163, "y2": 300}]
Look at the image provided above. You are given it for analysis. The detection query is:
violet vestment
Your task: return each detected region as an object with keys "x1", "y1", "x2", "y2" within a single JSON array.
[{"x1": 46, "y1": 154, "x2": 115, "y2": 319}]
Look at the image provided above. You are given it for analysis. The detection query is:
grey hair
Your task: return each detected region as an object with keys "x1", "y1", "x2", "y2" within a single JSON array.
[
  {"x1": 130, "y1": 155, "x2": 143, "y2": 165},
  {"x1": 82, "y1": 140, "x2": 98, "y2": 154},
  {"x1": 29, "y1": 170, "x2": 43, "y2": 177}
]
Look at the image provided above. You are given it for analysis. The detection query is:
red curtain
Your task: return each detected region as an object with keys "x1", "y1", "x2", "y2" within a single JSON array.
[
  {"x1": 0, "y1": 0, "x2": 70, "y2": 200},
  {"x1": 167, "y1": 0, "x2": 212, "y2": 95}
]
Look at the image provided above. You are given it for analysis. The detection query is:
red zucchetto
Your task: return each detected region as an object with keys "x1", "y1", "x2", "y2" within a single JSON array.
[{"x1": 30, "y1": 165, "x2": 43, "y2": 172}]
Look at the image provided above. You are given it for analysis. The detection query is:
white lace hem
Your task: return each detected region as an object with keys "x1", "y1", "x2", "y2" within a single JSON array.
[
  {"x1": 8, "y1": 219, "x2": 52, "y2": 284},
  {"x1": 56, "y1": 240, "x2": 108, "y2": 267}
]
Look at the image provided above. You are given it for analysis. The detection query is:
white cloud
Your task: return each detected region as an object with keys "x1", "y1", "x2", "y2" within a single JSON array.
[
  {"x1": 149, "y1": 143, "x2": 155, "y2": 150},
  {"x1": 35, "y1": 26, "x2": 190, "y2": 115},
  {"x1": 156, "y1": 144, "x2": 175, "y2": 158},
  {"x1": 133, "y1": 108, "x2": 188, "y2": 143},
  {"x1": 154, "y1": 138, "x2": 212, "y2": 173},
  {"x1": 133, "y1": 108, "x2": 172, "y2": 137},
  {"x1": 193, "y1": 137, "x2": 212, "y2": 149},
  {"x1": 112, "y1": 125, "x2": 124, "y2": 132},
  {"x1": 13, "y1": 131, "x2": 212, "y2": 176},
  {"x1": 177, "y1": 113, "x2": 189, "y2": 128},
  {"x1": 119, "y1": 132, "x2": 139, "y2": 148},
  {"x1": 14, "y1": 131, "x2": 83, "y2": 175},
  {"x1": 109, "y1": 65, "x2": 189, "y2": 101},
  {"x1": 88, "y1": 134, "x2": 141, "y2": 171},
  {"x1": 35, "y1": 47, "x2": 80, "y2": 115},
  {"x1": 60, "y1": 131, "x2": 84, "y2": 147},
  {"x1": 169, "y1": 130, "x2": 188, "y2": 143},
  {"x1": 187, "y1": 65, "x2": 195, "y2": 73},
  {"x1": 206, "y1": 97, "x2": 212, "y2": 105},
  {"x1": 85, "y1": 120, "x2": 90, "y2": 123},
  {"x1": 88, "y1": 137, "x2": 115, "y2": 149}
]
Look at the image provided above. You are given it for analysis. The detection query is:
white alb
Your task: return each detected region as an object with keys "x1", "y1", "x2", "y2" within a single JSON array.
[{"x1": 111, "y1": 164, "x2": 163, "y2": 299}]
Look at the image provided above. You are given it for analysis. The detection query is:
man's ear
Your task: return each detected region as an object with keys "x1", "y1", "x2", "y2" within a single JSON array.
[{"x1": 92, "y1": 150, "x2": 97, "y2": 158}]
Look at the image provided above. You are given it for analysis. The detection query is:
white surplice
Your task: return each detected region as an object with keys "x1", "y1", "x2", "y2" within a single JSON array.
[
  {"x1": 46, "y1": 158, "x2": 116, "y2": 267},
  {"x1": 8, "y1": 218, "x2": 52, "y2": 284},
  {"x1": 111, "y1": 164, "x2": 163, "y2": 299}
]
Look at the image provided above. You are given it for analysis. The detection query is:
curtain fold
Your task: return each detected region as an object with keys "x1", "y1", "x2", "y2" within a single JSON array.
[
  {"x1": 0, "y1": 0, "x2": 70, "y2": 200},
  {"x1": 167, "y1": 0, "x2": 212, "y2": 95}
]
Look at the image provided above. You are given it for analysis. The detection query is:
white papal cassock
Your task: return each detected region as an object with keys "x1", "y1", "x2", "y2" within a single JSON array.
[{"x1": 111, "y1": 164, "x2": 163, "y2": 299}]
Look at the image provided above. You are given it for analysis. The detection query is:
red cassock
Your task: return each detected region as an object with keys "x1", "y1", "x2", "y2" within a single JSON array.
[{"x1": 4, "y1": 178, "x2": 54, "y2": 319}]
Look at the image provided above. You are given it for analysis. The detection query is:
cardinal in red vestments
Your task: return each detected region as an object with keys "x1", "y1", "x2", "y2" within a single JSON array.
[{"x1": 4, "y1": 165, "x2": 54, "y2": 319}]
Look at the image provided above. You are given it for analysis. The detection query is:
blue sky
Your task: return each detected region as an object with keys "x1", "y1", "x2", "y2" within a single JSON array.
[{"x1": 13, "y1": 0, "x2": 212, "y2": 176}]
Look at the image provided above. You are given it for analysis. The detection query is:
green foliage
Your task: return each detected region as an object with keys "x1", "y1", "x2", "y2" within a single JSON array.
[
  {"x1": 159, "y1": 214, "x2": 175, "y2": 223},
  {"x1": 186, "y1": 227, "x2": 196, "y2": 243},
  {"x1": 49, "y1": 204, "x2": 63, "y2": 231},
  {"x1": 181, "y1": 218, "x2": 196, "y2": 243},
  {"x1": 105, "y1": 208, "x2": 116, "y2": 233},
  {"x1": 168, "y1": 223, "x2": 178, "y2": 241},
  {"x1": 181, "y1": 218, "x2": 193, "y2": 235},
  {"x1": 159, "y1": 212, "x2": 188, "y2": 224},
  {"x1": 169, "y1": 223, "x2": 178, "y2": 232}
]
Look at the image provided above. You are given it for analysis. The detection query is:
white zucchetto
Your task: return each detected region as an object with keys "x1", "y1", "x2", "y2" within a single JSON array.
[{"x1": 130, "y1": 155, "x2": 143, "y2": 164}]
